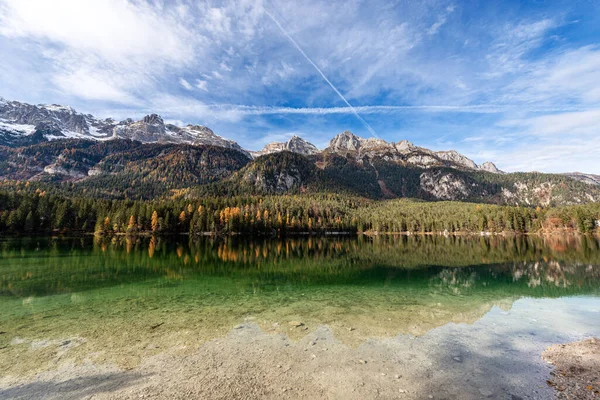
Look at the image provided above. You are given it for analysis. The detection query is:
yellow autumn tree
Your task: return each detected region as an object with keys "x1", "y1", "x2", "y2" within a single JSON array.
[
  {"x1": 148, "y1": 237, "x2": 156, "y2": 258},
  {"x1": 151, "y1": 211, "x2": 159, "y2": 232},
  {"x1": 127, "y1": 215, "x2": 136, "y2": 231}
]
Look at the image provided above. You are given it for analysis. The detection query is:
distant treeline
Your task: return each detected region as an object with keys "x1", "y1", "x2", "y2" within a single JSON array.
[{"x1": 0, "y1": 188, "x2": 599, "y2": 235}]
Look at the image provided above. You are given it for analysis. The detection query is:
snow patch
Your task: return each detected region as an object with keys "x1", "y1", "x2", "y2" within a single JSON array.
[
  {"x1": 87, "y1": 124, "x2": 112, "y2": 140},
  {"x1": 42, "y1": 104, "x2": 75, "y2": 113},
  {"x1": 0, "y1": 119, "x2": 36, "y2": 135}
]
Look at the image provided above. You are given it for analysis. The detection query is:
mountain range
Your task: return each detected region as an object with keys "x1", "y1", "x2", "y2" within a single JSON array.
[
  {"x1": 0, "y1": 97, "x2": 507, "y2": 172},
  {"x1": 0, "y1": 97, "x2": 245, "y2": 153},
  {"x1": 1, "y1": 97, "x2": 599, "y2": 205}
]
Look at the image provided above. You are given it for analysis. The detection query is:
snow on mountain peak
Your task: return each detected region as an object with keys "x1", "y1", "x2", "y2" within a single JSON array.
[{"x1": 41, "y1": 104, "x2": 76, "y2": 113}]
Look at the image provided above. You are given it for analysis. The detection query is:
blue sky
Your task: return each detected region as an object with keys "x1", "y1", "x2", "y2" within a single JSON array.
[{"x1": 1, "y1": 0, "x2": 600, "y2": 173}]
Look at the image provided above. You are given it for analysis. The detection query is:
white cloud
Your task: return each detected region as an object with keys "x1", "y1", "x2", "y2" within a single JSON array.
[
  {"x1": 205, "y1": 7, "x2": 232, "y2": 35},
  {"x1": 196, "y1": 80, "x2": 209, "y2": 91},
  {"x1": 0, "y1": 0, "x2": 194, "y2": 64},
  {"x1": 0, "y1": 0, "x2": 199, "y2": 104},
  {"x1": 427, "y1": 5, "x2": 455, "y2": 36},
  {"x1": 483, "y1": 18, "x2": 558, "y2": 78},
  {"x1": 505, "y1": 46, "x2": 600, "y2": 104},
  {"x1": 199, "y1": 103, "x2": 592, "y2": 118},
  {"x1": 179, "y1": 78, "x2": 193, "y2": 90},
  {"x1": 501, "y1": 109, "x2": 600, "y2": 137},
  {"x1": 220, "y1": 62, "x2": 232, "y2": 72},
  {"x1": 481, "y1": 140, "x2": 600, "y2": 174},
  {"x1": 261, "y1": 62, "x2": 295, "y2": 85},
  {"x1": 53, "y1": 68, "x2": 137, "y2": 103}
]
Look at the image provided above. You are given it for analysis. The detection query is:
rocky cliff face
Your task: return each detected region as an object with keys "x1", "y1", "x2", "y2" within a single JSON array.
[
  {"x1": 325, "y1": 131, "x2": 503, "y2": 173},
  {"x1": 479, "y1": 162, "x2": 503, "y2": 174},
  {"x1": 286, "y1": 136, "x2": 319, "y2": 155},
  {"x1": 419, "y1": 170, "x2": 471, "y2": 200},
  {"x1": 563, "y1": 173, "x2": 600, "y2": 186},
  {"x1": 251, "y1": 135, "x2": 318, "y2": 158},
  {"x1": 113, "y1": 114, "x2": 166, "y2": 142},
  {"x1": 435, "y1": 150, "x2": 478, "y2": 170},
  {"x1": 239, "y1": 152, "x2": 317, "y2": 194}
]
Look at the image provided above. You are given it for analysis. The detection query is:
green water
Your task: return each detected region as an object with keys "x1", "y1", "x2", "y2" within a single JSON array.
[{"x1": 1, "y1": 234, "x2": 599, "y2": 374}]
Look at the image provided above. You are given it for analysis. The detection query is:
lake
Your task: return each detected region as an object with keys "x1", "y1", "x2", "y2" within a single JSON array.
[{"x1": 1, "y1": 235, "x2": 599, "y2": 399}]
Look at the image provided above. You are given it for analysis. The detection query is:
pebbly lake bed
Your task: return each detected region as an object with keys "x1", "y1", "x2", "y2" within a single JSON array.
[{"x1": 0, "y1": 235, "x2": 599, "y2": 399}]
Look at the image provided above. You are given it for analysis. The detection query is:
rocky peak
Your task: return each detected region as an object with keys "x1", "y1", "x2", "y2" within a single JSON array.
[
  {"x1": 286, "y1": 135, "x2": 319, "y2": 155},
  {"x1": 186, "y1": 125, "x2": 215, "y2": 136},
  {"x1": 435, "y1": 150, "x2": 478, "y2": 170},
  {"x1": 251, "y1": 135, "x2": 319, "y2": 158},
  {"x1": 328, "y1": 130, "x2": 361, "y2": 152},
  {"x1": 113, "y1": 114, "x2": 166, "y2": 141},
  {"x1": 41, "y1": 104, "x2": 76, "y2": 114},
  {"x1": 479, "y1": 161, "x2": 503, "y2": 174},
  {"x1": 360, "y1": 137, "x2": 393, "y2": 150},
  {"x1": 395, "y1": 140, "x2": 417, "y2": 154},
  {"x1": 142, "y1": 114, "x2": 164, "y2": 125},
  {"x1": 0, "y1": 99, "x2": 89, "y2": 134}
]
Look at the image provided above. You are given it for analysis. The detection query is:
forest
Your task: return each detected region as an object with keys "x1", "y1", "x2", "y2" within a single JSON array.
[{"x1": 0, "y1": 183, "x2": 598, "y2": 236}]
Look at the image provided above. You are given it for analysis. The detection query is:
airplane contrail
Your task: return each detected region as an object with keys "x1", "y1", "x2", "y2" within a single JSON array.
[{"x1": 264, "y1": 9, "x2": 379, "y2": 138}]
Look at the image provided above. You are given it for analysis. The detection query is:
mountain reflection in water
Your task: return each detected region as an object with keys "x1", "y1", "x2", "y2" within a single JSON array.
[
  {"x1": 0, "y1": 234, "x2": 598, "y2": 373},
  {"x1": 1, "y1": 235, "x2": 599, "y2": 298}
]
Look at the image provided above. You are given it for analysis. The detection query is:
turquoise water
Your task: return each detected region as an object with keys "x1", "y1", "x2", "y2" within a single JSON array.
[{"x1": 0, "y1": 235, "x2": 599, "y2": 374}]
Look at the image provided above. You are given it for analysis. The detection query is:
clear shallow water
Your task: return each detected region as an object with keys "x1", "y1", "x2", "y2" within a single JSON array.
[{"x1": 0, "y1": 235, "x2": 599, "y2": 376}]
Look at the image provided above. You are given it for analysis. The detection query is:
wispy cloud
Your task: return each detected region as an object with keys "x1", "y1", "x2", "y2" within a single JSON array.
[
  {"x1": 427, "y1": 4, "x2": 455, "y2": 35},
  {"x1": 500, "y1": 109, "x2": 600, "y2": 136},
  {"x1": 503, "y1": 45, "x2": 600, "y2": 104},
  {"x1": 195, "y1": 80, "x2": 209, "y2": 92},
  {"x1": 482, "y1": 18, "x2": 558, "y2": 78},
  {"x1": 179, "y1": 78, "x2": 193, "y2": 91}
]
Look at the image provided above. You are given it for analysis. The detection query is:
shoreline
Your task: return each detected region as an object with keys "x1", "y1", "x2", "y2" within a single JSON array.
[
  {"x1": 1, "y1": 310, "x2": 596, "y2": 399},
  {"x1": 543, "y1": 338, "x2": 600, "y2": 399},
  {"x1": 1, "y1": 229, "x2": 598, "y2": 239}
]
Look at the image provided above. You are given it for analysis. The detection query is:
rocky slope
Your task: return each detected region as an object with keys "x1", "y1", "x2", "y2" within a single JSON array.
[
  {"x1": 237, "y1": 151, "x2": 321, "y2": 194},
  {"x1": 1, "y1": 98, "x2": 599, "y2": 205},
  {"x1": 0, "y1": 135, "x2": 597, "y2": 205},
  {"x1": 563, "y1": 172, "x2": 600, "y2": 186},
  {"x1": 0, "y1": 139, "x2": 251, "y2": 199},
  {"x1": 191, "y1": 148, "x2": 599, "y2": 206}
]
